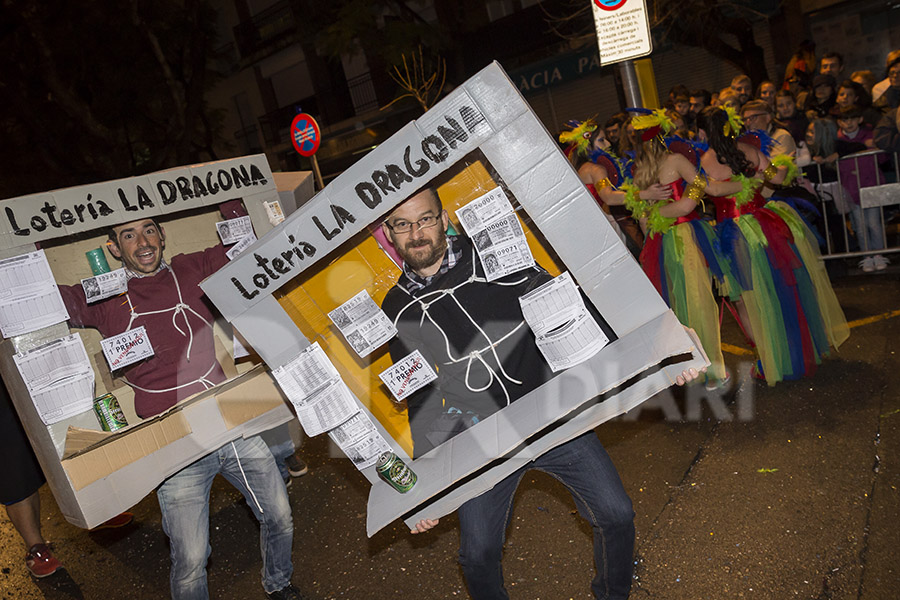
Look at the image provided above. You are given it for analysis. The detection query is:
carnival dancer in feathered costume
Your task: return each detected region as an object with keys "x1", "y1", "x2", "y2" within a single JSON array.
[
  {"x1": 622, "y1": 108, "x2": 745, "y2": 386},
  {"x1": 697, "y1": 105, "x2": 849, "y2": 384},
  {"x1": 560, "y1": 119, "x2": 669, "y2": 254}
]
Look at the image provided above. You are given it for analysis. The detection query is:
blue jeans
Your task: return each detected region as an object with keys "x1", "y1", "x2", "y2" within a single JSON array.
[
  {"x1": 849, "y1": 204, "x2": 885, "y2": 251},
  {"x1": 261, "y1": 423, "x2": 298, "y2": 481},
  {"x1": 457, "y1": 432, "x2": 635, "y2": 600},
  {"x1": 156, "y1": 435, "x2": 293, "y2": 599}
]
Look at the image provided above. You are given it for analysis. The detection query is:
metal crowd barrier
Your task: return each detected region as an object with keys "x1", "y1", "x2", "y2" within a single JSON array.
[{"x1": 797, "y1": 149, "x2": 900, "y2": 261}]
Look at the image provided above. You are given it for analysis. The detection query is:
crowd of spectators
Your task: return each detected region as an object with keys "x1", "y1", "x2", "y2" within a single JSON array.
[{"x1": 580, "y1": 43, "x2": 900, "y2": 273}]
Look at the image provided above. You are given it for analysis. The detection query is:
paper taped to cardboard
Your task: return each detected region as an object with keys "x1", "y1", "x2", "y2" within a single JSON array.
[{"x1": 199, "y1": 62, "x2": 703, "y2": 537}]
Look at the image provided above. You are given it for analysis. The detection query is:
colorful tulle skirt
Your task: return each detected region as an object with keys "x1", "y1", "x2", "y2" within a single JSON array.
[
  {"x1": 713, "y1": 200, "x2": 849, "y2": 385},
  {"x1": 640, "y1": 218, "x2": 729, "y2": 381}
]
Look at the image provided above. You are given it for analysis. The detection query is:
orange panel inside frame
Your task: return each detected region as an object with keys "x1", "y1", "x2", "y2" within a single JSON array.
[{"x1": 275, "y1": 156, "x2": 564, "y2": 456}]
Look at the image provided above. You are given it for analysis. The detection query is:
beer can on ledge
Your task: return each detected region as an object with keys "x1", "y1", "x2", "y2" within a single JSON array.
[
  {"x1": 93, "y1": 393, "x2": 128, "y2": 432},
  {"x1": 376, "y1": 451, "x2": 417, "y2": 493}
]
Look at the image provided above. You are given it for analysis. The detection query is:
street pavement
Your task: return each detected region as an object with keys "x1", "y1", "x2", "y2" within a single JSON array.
[{"x1": 1, "y1": 265, "x2": 898, "y2": 600}]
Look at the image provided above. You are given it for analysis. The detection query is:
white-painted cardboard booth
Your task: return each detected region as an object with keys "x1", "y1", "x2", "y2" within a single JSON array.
[
  {"x1": 0, "y1": 61, "x2": 704, "y2": 534},
  {"x1": 0, "y1": 157, "x2": 314, "y2": 528},
  {"x1": 199, "y1": 62, "x2": 707, "y2": 537}
]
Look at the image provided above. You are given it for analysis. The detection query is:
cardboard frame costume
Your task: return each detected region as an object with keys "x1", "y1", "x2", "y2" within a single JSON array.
[
  {"x1": 199, "y1": 62, "x2": 708, "y2": 536},
  {"x1": 0, "y1": 158, "x2": 314, "y2": 528}
]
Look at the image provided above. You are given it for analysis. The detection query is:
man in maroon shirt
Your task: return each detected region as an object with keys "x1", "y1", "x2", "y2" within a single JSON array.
[{"x1": 60, "y1": 218, "x2": 305, "y2": 600}]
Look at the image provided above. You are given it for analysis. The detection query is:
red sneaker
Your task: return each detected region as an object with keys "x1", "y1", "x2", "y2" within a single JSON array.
[
  {"x1": 90, "y1": 511, "x2": 134, "y2": 531},
  {"x1": 751, "y1": 360, "x2": 765, "y2": 381},
  {"x1": 25, "y1": 543, "x2": 61, "y2": 578}
]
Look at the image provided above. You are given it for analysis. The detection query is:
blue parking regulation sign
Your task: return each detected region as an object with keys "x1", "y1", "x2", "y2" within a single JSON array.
[{"x1": 290, "y1": 113, "x2": 321, "y2": 157}]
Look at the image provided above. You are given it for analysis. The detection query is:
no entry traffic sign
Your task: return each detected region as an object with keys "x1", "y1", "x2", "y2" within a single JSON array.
[{"x1": 290, "y1": 113, "x2": 321, "y2": 157}]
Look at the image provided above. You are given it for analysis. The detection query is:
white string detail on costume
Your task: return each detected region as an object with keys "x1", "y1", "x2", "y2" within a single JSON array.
[
  {"x1": 231, "y1": 441, "x2": 264, "y2": 515},
  {"x1": 121, "y1": 268, "x2": 220, "y2": 394},
  {"x1": 391, "y1": 248, "x2": 532, "y2": 406}
]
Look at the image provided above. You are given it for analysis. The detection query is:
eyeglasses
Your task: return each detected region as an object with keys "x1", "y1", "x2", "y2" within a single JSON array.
[
  {"x1": 743, "y1": 113, "x2": 768, "y2": 120},
  {"x1": 385, "y1": 215, "x2": 440, "y2": 234}
]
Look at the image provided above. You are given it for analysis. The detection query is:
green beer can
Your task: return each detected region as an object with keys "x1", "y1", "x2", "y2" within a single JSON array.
[
  {"x1": 375, "y1": 451, "x2": 417, "y2": 493},
  {"x1": 93, "y1": 393, "x2": 128, "y2": 432}
]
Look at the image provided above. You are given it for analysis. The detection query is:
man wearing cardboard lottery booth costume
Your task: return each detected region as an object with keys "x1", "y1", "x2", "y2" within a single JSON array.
[
  {"x1": 381, "y1": 187, "x2": 702, "y2": 600},
  {"x1": 58, "y1": 217, "x2": 306, "y2": 600}
]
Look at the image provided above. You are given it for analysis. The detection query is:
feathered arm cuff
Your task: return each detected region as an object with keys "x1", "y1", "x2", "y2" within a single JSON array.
[
  {"x1": 768, "y1": 154, "x2": 799, "y2": 186},
  {"x1": 646, "y1": 203, "x2": 677, "y2": 238},
  {"x1": 734, "y1": 173, "x2": 762, "y2": 207},
  {"x1": 622, "y1": 181, "x2": 649, "y2": 220}
]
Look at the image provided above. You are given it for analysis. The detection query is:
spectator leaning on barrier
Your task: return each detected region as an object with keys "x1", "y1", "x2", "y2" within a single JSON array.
[
  {"x1": 836, "y1": 105, "x2": 888, "y2": 272},
  {"x1": 800, "y1": 118, "x2": 839, "y2": 183}
]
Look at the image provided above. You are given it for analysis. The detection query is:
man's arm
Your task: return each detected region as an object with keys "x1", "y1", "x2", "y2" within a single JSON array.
[
  {"x1": 58, "y1": 283, "x2": 103, "y2": 330},
  {"x1": 196, "y1": 243, "x2": 230, "y2": 279}
]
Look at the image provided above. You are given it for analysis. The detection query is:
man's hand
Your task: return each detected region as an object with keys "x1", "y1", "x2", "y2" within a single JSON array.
[
  {"x1": 410, "y1": 518, "x2": 440, "y2": 534},
  {"x1": 675, "y1": 367, "x2": 705, "y2": 386}
]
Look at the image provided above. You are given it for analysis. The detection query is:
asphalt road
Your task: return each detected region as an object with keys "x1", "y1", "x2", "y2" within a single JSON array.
[{"x1": 2, "y1": 264, "x2": 898, "y2": 600}]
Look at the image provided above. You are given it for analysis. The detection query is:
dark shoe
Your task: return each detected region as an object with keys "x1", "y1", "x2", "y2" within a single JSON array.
[
  {"x1": 25, "y1": 543, "x2": 61, "y2": 578},
  {"x1": 267, "y1": 583, "x2": 308, "y2": 599},
  {"x1": 284, "y1": 453, "x2": 308, "y2": 477},
  {"x1": 90, "y1": 512, "x2": 134, "y2": 531}
]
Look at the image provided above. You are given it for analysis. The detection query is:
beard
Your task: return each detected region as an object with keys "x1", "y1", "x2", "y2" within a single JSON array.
[{"x1": 401, "y1": 236, "x2": 448, "y2": 272}]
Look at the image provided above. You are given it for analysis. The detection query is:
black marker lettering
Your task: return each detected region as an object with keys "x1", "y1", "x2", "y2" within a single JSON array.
[
  {"x1": 231, "y1": 276, "x2": 260, "y2": 300},
  {"x1": 355, "y1": 182, "x2": 381, "y2": 209},
  {"x1": 437, "y1": 116, "x2": 468, "y2": 149},
  {"x1": 6, "y1": 207, "x2": 29, "y2": 236},
  {"x1": 118, "y1": 189, "x2": 139, "y2": 212},
  {"x1": 231, "y1": 165, "x2": 251, "y2": 188},
  {"x1": 404, "y1": 145, "x2": 430, "y2": 178},
  {"x1": 372, "y1": 170, "x2": 393, "y2": 195},
  {"x1": 421, "y1": 135, "x2": 449, "y2": 163},
  {"x1": 176, "y1": 177, "x2": 194, "y2": 200},
  {"x1": 386, "y1": 163, "x2": 413, "y2": 188},
  {"x1": 158, "y1": 181, "x2": 178, "y2": 205}
]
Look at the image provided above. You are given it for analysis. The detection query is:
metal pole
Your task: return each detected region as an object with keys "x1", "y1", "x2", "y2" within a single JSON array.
[
  {"x1": 618, "y1": 60, "x2": 642, "y2": 108},
  {"x1": 311, "y1": 155, "x2": 325, "y2": 191}
]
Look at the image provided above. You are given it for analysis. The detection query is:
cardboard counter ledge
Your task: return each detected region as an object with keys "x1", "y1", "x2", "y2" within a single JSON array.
[
  {"x1": 0, "y1": 157, "x2": 315, "y2": 529},
  {"x1": 198, "y1": 61, "x2": 709, "y2": 538}
]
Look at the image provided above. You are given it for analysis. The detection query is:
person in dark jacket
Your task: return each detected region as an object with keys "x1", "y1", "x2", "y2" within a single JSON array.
[
  {"x1": 380, "y1": 186, "x2": 701, "y2": 600},
  {"x1": 874, "y1": 107, "x2": 900, "y2": 153}
]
